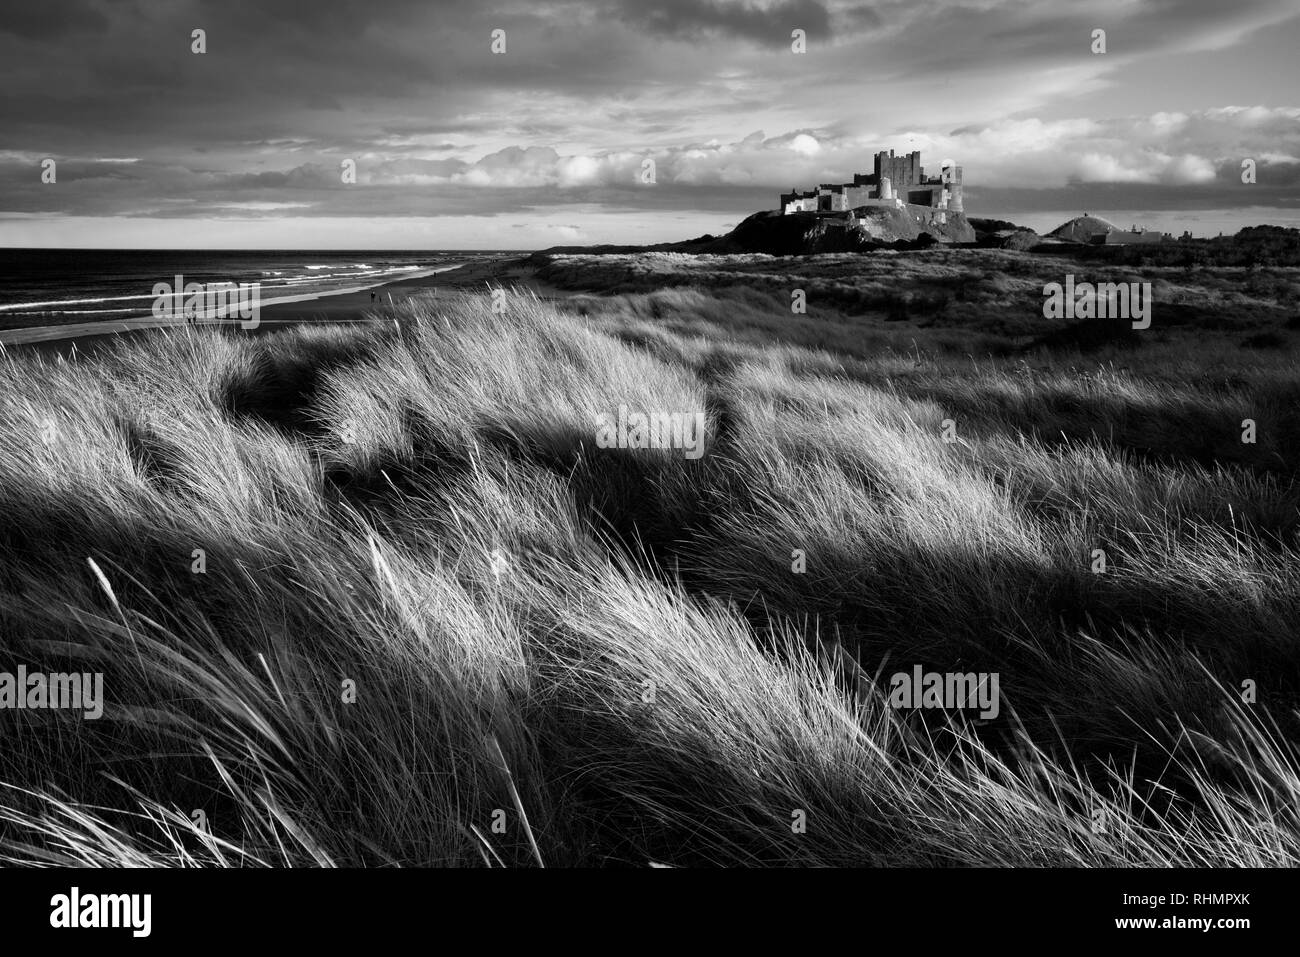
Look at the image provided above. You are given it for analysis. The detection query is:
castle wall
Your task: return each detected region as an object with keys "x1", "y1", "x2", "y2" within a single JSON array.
[
  {"x1": 850, "y1": 197, "x2": 905, "y2": 211},
  {"x1": 782, "y1": 151, "x2": 964, "y2": 217},
  {"x1": 901, "y1": 203, "x2": 949, "y2": 226},
  {"x1": 843, "y1": 185, "x2": 873, "y2": 207},
  {"x1": 942, "y1": 165, "x2": 963, "y2": 212},
  {"x1": 906, "y1": 186, "x2": 943, "y2": 207},
  {"x1": 1102, "y1": 230, "x2": 1168, "y2": 245},
  {"x1": 817, "y1": 187, "x2": 849, "y2": 212}
]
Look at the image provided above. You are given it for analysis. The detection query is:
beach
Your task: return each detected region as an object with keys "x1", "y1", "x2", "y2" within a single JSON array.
[{"x1": 0, "y1": 254, "x2": 566, "y2": 360}]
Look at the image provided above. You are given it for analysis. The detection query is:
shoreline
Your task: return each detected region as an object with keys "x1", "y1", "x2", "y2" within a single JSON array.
[{"x1": 0, "y1": 255, "x2": 561, "y2": 359}]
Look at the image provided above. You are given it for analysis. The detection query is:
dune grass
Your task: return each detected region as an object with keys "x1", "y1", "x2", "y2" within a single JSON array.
[{"x1": 1, "y1": 282, "x2": 1298, "y2": 867}]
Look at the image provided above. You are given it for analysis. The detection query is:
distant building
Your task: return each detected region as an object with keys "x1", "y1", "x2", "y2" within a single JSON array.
[
  {"x1": 1099, "y1": 224, "x2": 1172, "y2": 245},
  {"x1": 1050, "y1": 215, "x2": 1175, "y2": 245},
  {"x1": 780, "y1": 149, "x2": 963, "y2": 217}
]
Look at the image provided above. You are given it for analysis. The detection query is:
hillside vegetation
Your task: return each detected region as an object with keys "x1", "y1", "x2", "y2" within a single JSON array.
[{"x1": 2, "y1": 267, "x2": 1300, "y2": 866}]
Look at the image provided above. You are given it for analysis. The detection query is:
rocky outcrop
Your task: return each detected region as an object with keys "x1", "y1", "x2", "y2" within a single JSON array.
[
  {"x1": 532, "y1": 208, "x2": 979, "y2": 261},
  {"x1": 969, "y1": 217, "x2": 1043, "y2": 249},
  {"x1": 1048, "y1": 215, "x2": 1123, "y2": 244},
  {"x1": 699, "y1": 208, "x2": 976, "y2": 255}
]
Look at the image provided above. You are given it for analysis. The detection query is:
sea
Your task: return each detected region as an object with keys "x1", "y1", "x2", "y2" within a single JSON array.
[{"x1": 0, "y1": 249, "x2": 502, "y2": 331}]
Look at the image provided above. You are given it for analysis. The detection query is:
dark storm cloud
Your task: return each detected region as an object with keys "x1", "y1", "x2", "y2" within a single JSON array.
[
  {"x1": 779, "y1": 0, "x2": 1298, "y2": 83},
  {"x1": 0, "y1": 0, "x2": 109, "y2": 40},
  {"x1": 0, "y1": 0, "x2": 1297, "y2": 244},
  {"x1": 0, "y1": 0, "x2": 708, "y2": 167},
  {"x1": 974, "y1": 180, "x2": 1300, "y2": 223},
  {"x1": 615, "y1": 0, "x2": 833, "y2": 44},
  {"x1": 836, "y1": 4, "x2": 883, "y2": 32}
]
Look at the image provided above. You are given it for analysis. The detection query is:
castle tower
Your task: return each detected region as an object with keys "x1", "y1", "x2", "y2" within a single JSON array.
[
  {"x1": 879, "y1": 175, "x2": 892, "y2": 201},
  {"x1": 942, "y1": 163, "x2": 963, "y2": 212}
]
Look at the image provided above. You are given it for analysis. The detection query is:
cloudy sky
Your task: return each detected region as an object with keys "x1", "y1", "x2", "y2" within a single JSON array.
[{"x1": 2, "y1": 0, "x2": 1298, "y2": 248}]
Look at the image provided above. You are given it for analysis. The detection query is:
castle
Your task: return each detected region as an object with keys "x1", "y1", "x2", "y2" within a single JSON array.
[{"x1": 780, "y1": 150, "x2": 963, "y2": 222}]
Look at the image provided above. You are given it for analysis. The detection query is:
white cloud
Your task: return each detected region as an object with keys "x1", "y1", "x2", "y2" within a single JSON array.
[
  {"x1": 788, "y1": 134, "x2": 821, "y2": 156},
  {"x1": 343, "y1": 105, "x2": 1297, "y2": 194}
]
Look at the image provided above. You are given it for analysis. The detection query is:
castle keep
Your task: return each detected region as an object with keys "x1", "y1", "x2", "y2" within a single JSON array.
[{"x1": 780, "y1": 150, "x2": 964, "y2": 225}]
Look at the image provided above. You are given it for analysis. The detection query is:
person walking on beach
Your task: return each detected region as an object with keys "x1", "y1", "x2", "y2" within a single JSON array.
[{"x1": 371, "y1": 292, "x2": 376, "y2": 303}]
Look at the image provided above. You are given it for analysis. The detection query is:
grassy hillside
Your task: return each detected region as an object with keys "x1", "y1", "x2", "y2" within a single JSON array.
[{"x1": 2, "y1": 271, "x2": 1299, "y2": 866}]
